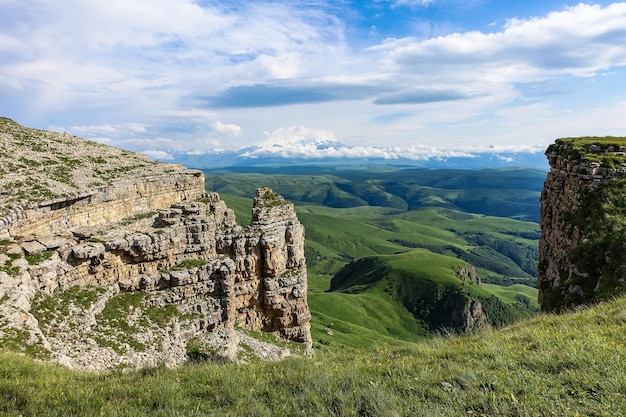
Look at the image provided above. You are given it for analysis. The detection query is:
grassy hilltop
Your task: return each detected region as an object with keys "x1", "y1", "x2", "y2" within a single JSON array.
[{"x1": 0, "y1": 117, "x2": 178, "y2": 217}]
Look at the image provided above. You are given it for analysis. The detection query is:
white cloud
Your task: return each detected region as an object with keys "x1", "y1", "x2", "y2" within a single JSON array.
[
  {"x1": 259, "y1": 126, "x2": 338, "y2": 147},
  {"x1": 143, "y1": 150, "x2": 175, "y2": 160},
  {"x1": 243, "y1": 125, "x2": 544, "y2": 160},
  {"x1": 66, "y1": 123, "x2": 147, "y2": 137},
  {"x1": 255, "y1": 53, "x2": 303, "y2": 79},
  {"x1": 211, "y1": 121, "x2": 242, "y2": 137},
  {"x1": 0, "y1": 0, "x2": 346, "y2": 114},
  {"x1": 376, "y1": 3, "x2": 626, "y2": 84}
]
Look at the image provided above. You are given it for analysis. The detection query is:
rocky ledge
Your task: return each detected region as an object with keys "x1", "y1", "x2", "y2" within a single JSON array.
[{"x1": 0, "y1": 119, "x2": 311, "y2": 370}]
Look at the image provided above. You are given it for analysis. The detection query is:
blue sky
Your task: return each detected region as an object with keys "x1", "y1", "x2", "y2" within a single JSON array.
[{"x1": 1, "y1": 1, "x2": 626, "y2": 160}]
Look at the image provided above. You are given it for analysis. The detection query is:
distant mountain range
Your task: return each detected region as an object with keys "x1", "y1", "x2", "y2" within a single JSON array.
[{"x1": 147, "y1": 137, "x2": 549, "y2": 169}]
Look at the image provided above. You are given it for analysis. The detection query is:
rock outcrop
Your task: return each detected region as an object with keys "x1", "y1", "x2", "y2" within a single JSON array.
[
  {"x1": 0, "y1": 119, "x2": 311, "y2": 370},
  {"x1": 538, "y1": 137, "x2": 626, "y2": 312}
]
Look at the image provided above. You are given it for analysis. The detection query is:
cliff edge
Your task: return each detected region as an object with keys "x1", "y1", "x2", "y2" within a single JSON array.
[
  {"x1": 0, "y1": 118, "x2": 312, "y2": 369},
  {"x1": 538, "y1": 137, "x2": 626, "y2": 312}
]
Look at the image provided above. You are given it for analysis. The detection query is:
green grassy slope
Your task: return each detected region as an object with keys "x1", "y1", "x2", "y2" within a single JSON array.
[
  {"x1": 329, "y1": 250, "x2": 538, "y2": 333},
  {"x1": 2, "y1": 295, "x2": 626, "y2": 416}
]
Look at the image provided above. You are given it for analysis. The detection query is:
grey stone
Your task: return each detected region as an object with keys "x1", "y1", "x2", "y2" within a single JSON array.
[
  {"x1": 37, "y1": 235, "x2": 68, "y2": 250},
  {"x1": 21, "y1": 240, "x2": 46, "y2": 255}
]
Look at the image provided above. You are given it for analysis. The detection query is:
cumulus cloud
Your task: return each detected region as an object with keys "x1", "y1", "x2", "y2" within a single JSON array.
[
  {"x1": 258, "y1": 126, "x2": 338, "y2": 147},
  {"x1": 211, "y1": 121, "x2": 242, "y2": 137},
  {"x1": 255, "y1": 53, "x2": 303, "y2": 79},
  {"x1": 376, "y1": 3, "x2": 626, "y2": 82},
  {"x1": 143, "y1": 150, "x2": 175, "y2": 160},
  {"x1": 243, "y1": 139, "x2": 544, "y2": 161}
]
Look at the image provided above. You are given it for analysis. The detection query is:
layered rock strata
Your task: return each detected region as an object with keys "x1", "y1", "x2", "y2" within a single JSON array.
[
  {"x1": 0, "y1": 119, "x2": 311, "y2": 369},
  {"x1": 538, "y1": 138, "x2": 626, "y2": 312}
]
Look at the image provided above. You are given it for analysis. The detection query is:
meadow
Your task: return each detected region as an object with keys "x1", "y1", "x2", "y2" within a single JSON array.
[{"x1": 2, "y1": 295, "x2": 626, "y2": 416}]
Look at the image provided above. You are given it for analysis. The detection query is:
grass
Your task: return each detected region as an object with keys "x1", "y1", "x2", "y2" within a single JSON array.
[
  {"x1": 2, "y1": 295, "x2": 626, "y2": 416},
  {"x1": 25, "y1": 250, "x2": 55, "y2": 265},
  {"x1": 171, "y1": 258, "x2": 208, "y2": 270},
  {"x1": 481, "y1": 283, "x2": 538, "y2": 305},
  {"x1": 309, "y1": 290, "x2": 428, "y2": 348},
  {"x1": 557, "y1": 136, "x2": 626, "y2": 146},
  {"x1": 31, "y1": 286, "x2": 108, "y2": 328},
  {"x1": 327, "y1": 250, "x2": 538, "y2": 332},
  {"x1": 118, "y1": 211, "x2": 158, "y2": 227},
  {"x1": 91, "y1": 291, "x2": 184, "y2": 353},
  {"x1": 551, "y1": 137, "x2": 626, "y2": 166}
]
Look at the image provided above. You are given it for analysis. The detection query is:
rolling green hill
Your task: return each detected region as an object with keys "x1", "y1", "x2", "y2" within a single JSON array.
[
  {"x1": 328, "y1": 250, "x2": 537, "y2": 333},
  {"x1": 204, "y1": 166, "x2": 545, "y2": 222},
  {"x1": 221, "y1": 194, "x2": 539, "y2": 285},
  {"x1": 206, "y1": 166, "x2": 543, "y2": 345}
]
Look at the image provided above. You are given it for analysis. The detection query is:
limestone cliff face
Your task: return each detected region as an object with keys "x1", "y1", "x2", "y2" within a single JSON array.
[
  {"x1": 0, "y1": 119, "x2": 311, "y2": 369},
  {"x1": 538, "y1": 138, "x2": 626, "y2": 312}
]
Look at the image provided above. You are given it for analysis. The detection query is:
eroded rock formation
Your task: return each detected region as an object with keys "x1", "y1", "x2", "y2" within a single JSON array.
[
  {"x1": 538, "y1": 138, "x2": 626, "y2": 312},
  {"x1": 0, "y1": 119, "x2": 311, "y2": 369}
]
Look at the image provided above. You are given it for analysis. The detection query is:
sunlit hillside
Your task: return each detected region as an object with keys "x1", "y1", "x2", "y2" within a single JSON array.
[{"x1": 2, "y1": 295, "x2": 625, "y2": 416}]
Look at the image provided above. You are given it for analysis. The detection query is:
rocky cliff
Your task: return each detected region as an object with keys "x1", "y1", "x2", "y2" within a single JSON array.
[
  {"x1": 0, "y1": 118, "x2": 311, "y2": 370},
  {"x1": 538, "y1": 137, "x2": 626, "y2": 312}
]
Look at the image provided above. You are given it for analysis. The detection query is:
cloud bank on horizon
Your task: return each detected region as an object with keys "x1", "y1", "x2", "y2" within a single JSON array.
[{"x1": 1, "y1": 0, "x2": 626, "y2": 161}]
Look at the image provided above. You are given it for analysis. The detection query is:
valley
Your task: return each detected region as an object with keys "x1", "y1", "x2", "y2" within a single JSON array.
[{"x1": 204, "y1": 166, "x2": 544, "y2": 347}]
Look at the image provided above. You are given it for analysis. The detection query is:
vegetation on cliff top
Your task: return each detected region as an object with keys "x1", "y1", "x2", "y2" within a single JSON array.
[
  {"x1": 0, "y1": 118, "x2": 180, "y2": 217},
  {"x1": 550, "y1": 136, "x2": 626, "y2": 167},
  {"x1": 2, "y1": 294, "x2": 626, "y2": 416},
  {"x1": 556, "y1": 136, "x2": 626, "y2": 147}
]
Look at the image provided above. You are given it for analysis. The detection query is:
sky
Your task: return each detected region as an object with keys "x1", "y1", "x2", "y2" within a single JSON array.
[{"x1": 2, "y1": 0, "x2": 626, "y2": 161}]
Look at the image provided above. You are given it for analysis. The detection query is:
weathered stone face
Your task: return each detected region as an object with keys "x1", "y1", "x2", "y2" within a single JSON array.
[
  {"x1": 0, "y1": 120, "x2": 311, "y2": 370},
  {"x1": 0, "y1": 185, "x2": 312, "y2": 369},
  {"x1": 538, "y1": 138, "x2": 626, "y2": 312}
]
